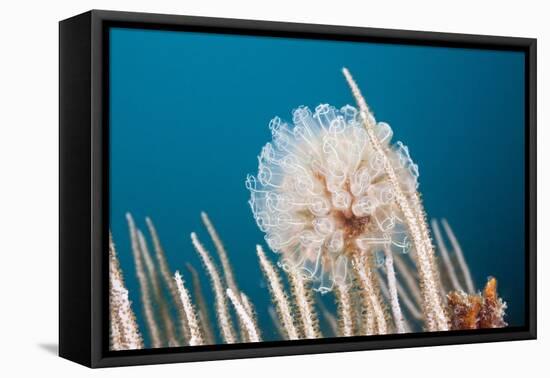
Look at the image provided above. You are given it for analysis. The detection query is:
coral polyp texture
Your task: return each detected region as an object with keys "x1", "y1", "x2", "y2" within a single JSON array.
[{"x1": 108, "y1": 69, "x2": 509, "y2": 351}]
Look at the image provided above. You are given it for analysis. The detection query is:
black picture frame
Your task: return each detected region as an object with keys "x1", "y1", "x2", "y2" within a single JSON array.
[{"x1": 59, "y1": 9, "x2": 537, "y2": 368}]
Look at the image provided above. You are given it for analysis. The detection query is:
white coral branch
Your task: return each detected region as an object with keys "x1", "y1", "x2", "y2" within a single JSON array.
[
  {"x1": 201, "y1": 212, "x2": 239, "y2": 294},
  {"x1": 191, "y1": 232, "x2": 237, "y2": 344},
  {"x1": 442, "y1": 218, "x2": 475, "y2": 293},
  {"x1": 146, "y1": 217, "x2": 190, "y2": 344},
  {"x1": 126, "y1": 213, "x2": 162, "y2": 348},
  {"x1": 432, "y1": 219, "x2": 464, "y2": 292},
  {"x1": 257, "y1": 245, "x2": 299, "y2": 340},
  {"x1": 342, "y1": 67, "x2": 448, "y2": 332},
  {"x1": 352, "y1": 253, "x2": 388, "y2": 335},
  {"x1": 288, "y1": 267, "x2": 321, "y2": 339},
  {"x1": 226, "y1": 289, "x2": 261, "y2": 342},
  {"x1": 384, "y1": 247, "x2": 406, "y2": 333},
  {"x1": 173, "y1": 271, "x2": 204, "y2": 346},
  {"x1": 109, "y1": 232, "x2": 143, "y2": 350},
  {"x1": 335, "y1": 281, "x2": 354, "y2": 337}
]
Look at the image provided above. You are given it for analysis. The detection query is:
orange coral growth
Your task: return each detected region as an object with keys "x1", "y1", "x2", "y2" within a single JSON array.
[
  {"x1": 447, "y1": 291, "x2": 481, "y2": 330},
  {"x1": 447, "y1": 277, "x2": 507, "y2": 330},
  {"x1": 478, "y1": 277, "x2": 507, "y2": 329}
]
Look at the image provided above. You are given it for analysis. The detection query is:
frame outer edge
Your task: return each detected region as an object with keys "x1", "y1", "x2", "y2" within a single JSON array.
[
  {"x1": 91, "y1": 9, "x2": 106, "y2": 368},
  {"x1": 59, "y1": 11, "x2": 93, "y2": 367},
  {"x1": 528, "y1": 38, "x2": 537, "y2": 339},
  {"x1": 80, "y1": 9, "x2": 537, "y2": 368}
]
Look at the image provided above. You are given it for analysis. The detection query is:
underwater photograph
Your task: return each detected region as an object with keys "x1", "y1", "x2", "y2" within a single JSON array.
[{"x1": 108, "y1": 27, "x2": 525, "y2": 351}]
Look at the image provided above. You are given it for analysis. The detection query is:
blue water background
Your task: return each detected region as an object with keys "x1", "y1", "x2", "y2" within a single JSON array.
[{"x1": 109, "y1": 27, "x2": 525, "y2": 346}]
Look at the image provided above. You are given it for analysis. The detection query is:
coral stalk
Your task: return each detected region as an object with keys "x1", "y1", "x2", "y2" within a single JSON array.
[
  {"x1": 383, "y1": 247, "x2": 405, "y2": 333},
  {"x1": 173, "y1": 271, "x2": 204, "y2": 346},
  {"x1": 240, "y1": 292, "x2": 254, "y2": 320},
  {"x1": 442, "y1": 218, "x2": 475, "y2": 293},
  {"x1": 137, "y1": 230, "x2": 178, "y2": 347},
  {"x1": 364, "y1": 306, "x2": 376, "y2": 335},
  {"x1": 110, "y1": 312, "x2": 124, "y2": 351},
  {"x1": 395, "y1": 280, "x2": 423, "y2": 321},
  {"x1": 201, "y1": 212, "x2": 239, "y2": 294},
  {"x1": 288, "y1": 267, "x2": 321, "y2": 339},
  {"x1": 257, "y1": 245, "x2": 299, "y2": 340},
  {"x1": 410, "y1": 192, "x2": 446, "y2": 296},
  {"x1": 377, "y1": 273, "x2": 413, "y2": 333},
  {"x1": 226, "y1": 289, "x2": 261, "y2": 342},
  {"x1": 146, "y1": 217, "x2": 190, "y2": 344},
  {"x1": 268, "y1": 306, "x2": 286, "y2": 339},
  {"x1": 334, "y1": 281, "x2": 355, "y2": 337},
  {"x1": 201, "y1": 212, "x2": 249, "y2": 343},
  {"x1": 342, "y1": 67, "x2": 448, "y2": 332},
  {"x1": 191, "y1": 232, "x2": 237, "y2": 344},
  {"x1": 185, "y1": 262, "x2": 215, "y2": 345},
  {"x1": 240, "y1": 292, "x2": 261, "y2": 340},
  {"x1": 126, "y1": 213, "x2": 162, "y2": 348},
  {"x1": 431, "y1": 219, "x2": 464, "y2": 292},
  {"x1": 351, "y1": 253, "x2": 388, "y2": 335},
  {"x1": 393, "y1": 253, "x2": 422, "y2": 306},
  {"x1": 109, "y1": 233, "x2": 143, "y2": 350}
]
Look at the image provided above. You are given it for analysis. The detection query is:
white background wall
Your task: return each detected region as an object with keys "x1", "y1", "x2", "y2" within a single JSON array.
[{"x1": 0, "y1": 0, "x2": 546, "y2": 375}]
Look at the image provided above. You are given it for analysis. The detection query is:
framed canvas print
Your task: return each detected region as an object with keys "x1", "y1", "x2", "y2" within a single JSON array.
[{"x1": 59, "y1": 10, "x2": 537, "y2": 368}]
